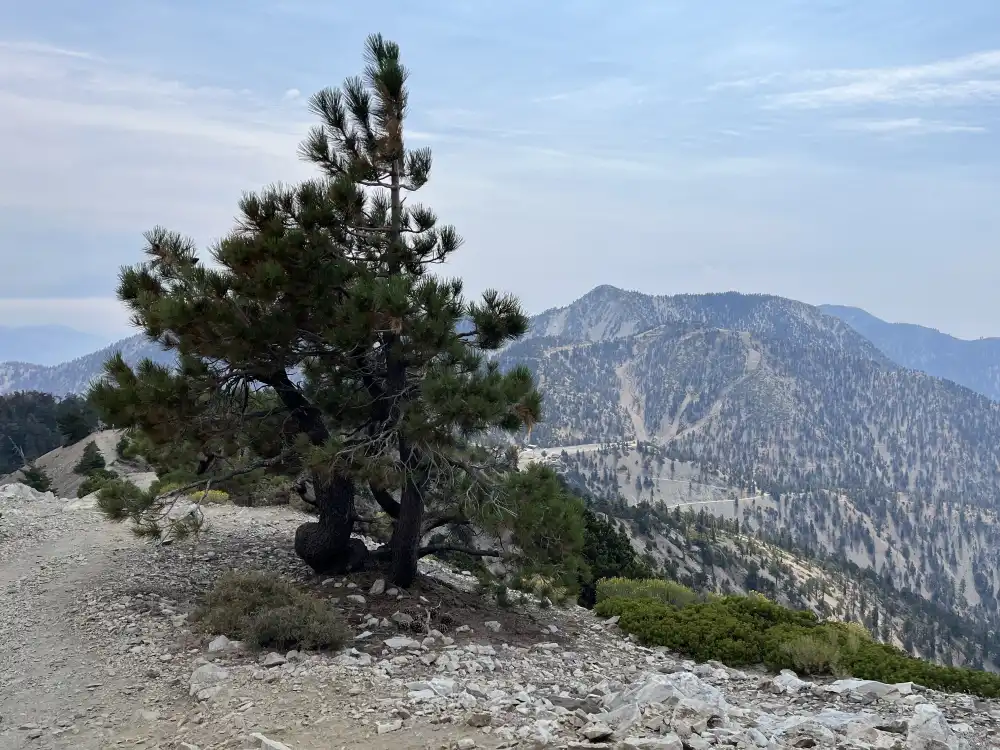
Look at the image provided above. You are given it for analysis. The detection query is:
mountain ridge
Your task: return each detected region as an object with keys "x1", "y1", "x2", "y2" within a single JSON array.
[
  {"x1": 0, "y1": 334, "x2": 174, "y2": 397},
  {"x1": 820, "y1": 303, "x2": 1000, "y2": 400}
]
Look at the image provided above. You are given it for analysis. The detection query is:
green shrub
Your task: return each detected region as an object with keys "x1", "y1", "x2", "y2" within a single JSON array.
[
  {"x1": 596, "y1": 590, "x2": 1000, "y2": 698},
  {"x1": 578, "y1": 510, "x2": 655, "y2": 607},
  {"x1": 77, "y1": 468, "x2": 117, "y2": 497},
  {"x1": 21, "y1": 463, "x2": 52, "y2": 493},
  {"x1": 596, "y1": 577, "x2": 706, "y2": 608},
  {"x1": 115, "y1": 434, "x2": 138, "y2": 460},
  {"x1": 190, "y1": 571, "x2": 348, "y2": 651},
  {"x1": 194, "y1": 489, "x2": 230, "y2": 504},
  {"x1": 147, "y1": 479, "x2": 229, "y2": 504},
  {"x1": 74, "y1": 441, "x2": 106, "y2": 475}
]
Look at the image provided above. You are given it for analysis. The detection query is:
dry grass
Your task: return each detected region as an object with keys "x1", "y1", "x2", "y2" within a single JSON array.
[{"x1": 191, "y1": 571, "x2": 349, "y2": 651}]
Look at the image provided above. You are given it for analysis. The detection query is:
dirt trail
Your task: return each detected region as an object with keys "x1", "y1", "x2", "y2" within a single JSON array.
[
  {"x1": 0, "y1": 498, "x2": 504, "y2": 749},
  {"x1": 0, "y1": 500, "x2": 150, "y2": 749}
]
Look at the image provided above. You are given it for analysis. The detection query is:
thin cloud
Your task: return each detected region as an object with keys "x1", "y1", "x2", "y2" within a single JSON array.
[
  {"x1": 0, "y1": 40, "x2": 319, "y2": 236},
  {"x1": 531, "y1": 77, "x2": 646, "y2": 109},
  {"x1": 836, "y1": 118, "x2": 988, "y2": 136},
  {"x1": 0, "y1": 40, "x2": 98, "y2": 60},
  {"x1": 713, "y1": 49, "x2": 1000, "y2": 108}
]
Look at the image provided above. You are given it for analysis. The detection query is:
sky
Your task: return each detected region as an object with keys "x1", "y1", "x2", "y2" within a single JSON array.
[{"x1": 1, "y1": 0, "x2": 999, "y2": 342}]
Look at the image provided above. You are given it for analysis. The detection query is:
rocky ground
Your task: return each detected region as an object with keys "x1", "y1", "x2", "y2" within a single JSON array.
[{"x1": 1, "y1": 482, "x2": 998, "y2": 750}]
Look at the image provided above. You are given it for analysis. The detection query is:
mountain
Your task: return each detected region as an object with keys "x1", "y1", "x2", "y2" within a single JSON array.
[
  {"x1": 0, "y1": 334, "x2": 173, "y2": 397},
  {"x1": 6, "y1": 285, "x2": 1000, "y2": 665},
  {"x1": 820, "y1": 304, "x2": 1000, "y2": 401},
  {"x1": 504, "y1": 285, "x2": 1000, "y2": 667},
  {"x1": 0, "y1": 325, "x2": 111, "y2": 366},
  {"x1": 509, "y1": 286, "x2": 1000, "y2": 505}
]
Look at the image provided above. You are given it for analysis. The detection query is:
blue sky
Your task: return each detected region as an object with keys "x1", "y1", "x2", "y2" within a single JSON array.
[{"x1": 1, "y1": 0, "x2": 999, "y2": 340}]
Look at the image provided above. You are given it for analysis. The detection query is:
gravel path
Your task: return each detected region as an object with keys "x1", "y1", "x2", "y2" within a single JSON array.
[
  {"x1": 0, "y1": 488, "x2": 503, "y2": 749},
  {"x1": 0, "y1": 491, "x2": 145, "y2": 748}
]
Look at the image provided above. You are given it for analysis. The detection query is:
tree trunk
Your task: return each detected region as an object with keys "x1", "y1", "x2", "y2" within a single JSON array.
[
  {"x1": 388, "y1": 474, "x2": 423, "y2": 587},
  {"x1": 294, "y1": 471, "x2": 367, "y2": 574}
]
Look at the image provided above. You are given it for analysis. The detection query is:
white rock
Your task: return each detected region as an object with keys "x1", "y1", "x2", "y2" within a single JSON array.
[
  {"x1": 335, "y1": 648, "x2": 372, "y2": 667},
  {"x1": 384, "y1": 636, "x2": 421, "y2": 650},
  {"x1": 208, "y1": 634, "x2": 242, "y2": 653},
  {"x1": 907, "y1": 703, "x2": 964, "y2": 750},
  {"x1": 485, "y1": 620, "x2": 501, "y2": 632},
  {"x1": 581, "y1": 721, "x2": 613, "y2": 741},
  {"x1": 262, "y1": 652, "x2": 287, "y2": 668},
  {"x1": 369, "y1": 578, "x2": 386, "y2": 595},
  {"x1": 188, "y1": 663, "x2": 230, "y2": 700},
  {"x1": 251, "y1": 733, "x2": 293, "y2": 750},
  {"x1": 377, "y1": 719, "x2": 403, "y2": 734},
  {"x1": 617, "y1": 736, "x2": 683, "y2": 750},
  {"x1": 771, "y1": 669, "x2": 811, "y2": 695},
  {"x1": 825, "y1": 678, "x2": 912, "y2": 700}
]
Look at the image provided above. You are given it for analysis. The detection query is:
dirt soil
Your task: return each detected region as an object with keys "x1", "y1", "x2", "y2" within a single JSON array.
[{"x1": 0, "y1": 492, "x2": 556, "y2": 749}]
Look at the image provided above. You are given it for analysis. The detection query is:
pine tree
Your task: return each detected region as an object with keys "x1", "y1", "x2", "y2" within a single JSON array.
[
  {"x1": 90, "y1": 34, "x2": 564, "y2": 587},
  {"x1": 21, "y1": 463, "x2": 52, "y2": 493},
  {"x1": 74, "y1": 441, "x2": 107, "y2": 475},
  {"x1": 55, "y1": 395, "x2": 99, "y2": 445}
]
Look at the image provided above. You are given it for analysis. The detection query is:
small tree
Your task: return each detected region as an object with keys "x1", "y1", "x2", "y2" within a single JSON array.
[
  {"x1": 74, "y1": 441, "x2": 107, "y2": 475},
  {"x1": 21, "y1": 463, "x2": 52, "y2": 493},
  {"x1": 55, "y1": 395, "x2": 99, "y2": 445},
  {"x1": 90, "y1": 34, "x2": 568, "y2": 587}
]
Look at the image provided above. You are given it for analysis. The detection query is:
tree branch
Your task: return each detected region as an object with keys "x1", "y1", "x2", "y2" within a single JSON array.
[
  {"x1": 421, "y1": 512, "x2": 468, "y2": 535},
  {"x1": 157, "y1": 454, "x2": 287, "y2": 500},
  {"x1": 259, "y1": 370, "x2": 330, "y2": 445},
  {"x1": 370, "y1": 484, "x2": 401, "y2": 518},
  {"x1": 417, "y1": 545, "x2": 502, "y2": 559}
]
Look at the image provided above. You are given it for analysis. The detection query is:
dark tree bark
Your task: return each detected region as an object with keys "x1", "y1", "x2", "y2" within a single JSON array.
[
  {"x1": 294, "y1": 471, "x2": 367, "y2": 574},
  {"x1": 388, "y1": 474, "x2": 423, "y2": 587},
  {"x1": 388, "y1": 434, "x2": 424, "y2": 587}
]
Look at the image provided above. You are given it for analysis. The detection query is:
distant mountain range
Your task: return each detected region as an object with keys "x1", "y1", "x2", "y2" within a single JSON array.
[
  {"x1": 0, "y1": 334, "x2": 174, "y2": 397},
  {"x1": 819, "y1": 304, "x2": 1000, "y2": 401},
  {"x1": 1, "y1": 292, "x2": 998, "y2": 404},
  {"x1": 0, "y1": 325, "x2": 111, "y2": 367}
]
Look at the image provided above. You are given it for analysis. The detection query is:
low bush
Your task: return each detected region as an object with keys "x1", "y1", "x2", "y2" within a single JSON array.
[
  {"x1": 77, "y1": 468, "x2": 117, "y2": 497},
  {"x1": 20, "y1": 463, "x2": 52, "y2": 493},
  {"x1": 115, "y1": 434, "x2": 134, "y2": 460},
  {"x1": 596, "y1": 577, "x2": 707, "y2": 608},
  {"x1": 194, "y1": 489, "x2": 230, "y2": 504},
  {"x1": 578, "y1": 509, "x2": 655, "y2": 607},
  {"x1": 596, "y1": 584, "x2": 1000, "y2": 698},
  {"x1": 190, "y1": 571, "x2": 348, "y2": 651},
  {"x1": 146, "y1": 479, "x2": 229, "y2": 504}
]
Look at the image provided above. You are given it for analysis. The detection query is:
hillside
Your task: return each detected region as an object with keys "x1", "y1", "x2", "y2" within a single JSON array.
[
  {"x1": 506, "y1": 286, "x2": 1000, "y2": 667},
  {"x1": 8, "y1": 286, "x2": 1000, "y2": 669},
  {"x1": 507, "y1": 286, "x2": 1000, "y2": 508},
  {"x1": 0, "y1": 428, "x2": 156, "y2": 498},
  {"x1": 820, "y1": 304, "x2": 1000, "y2": 402},
  {"x1": 0, "y1": 334, "x2": 173, "y2": 397},
  {"x1": 564, "y1": 455, "x2": 1000, "y2": 670}
]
